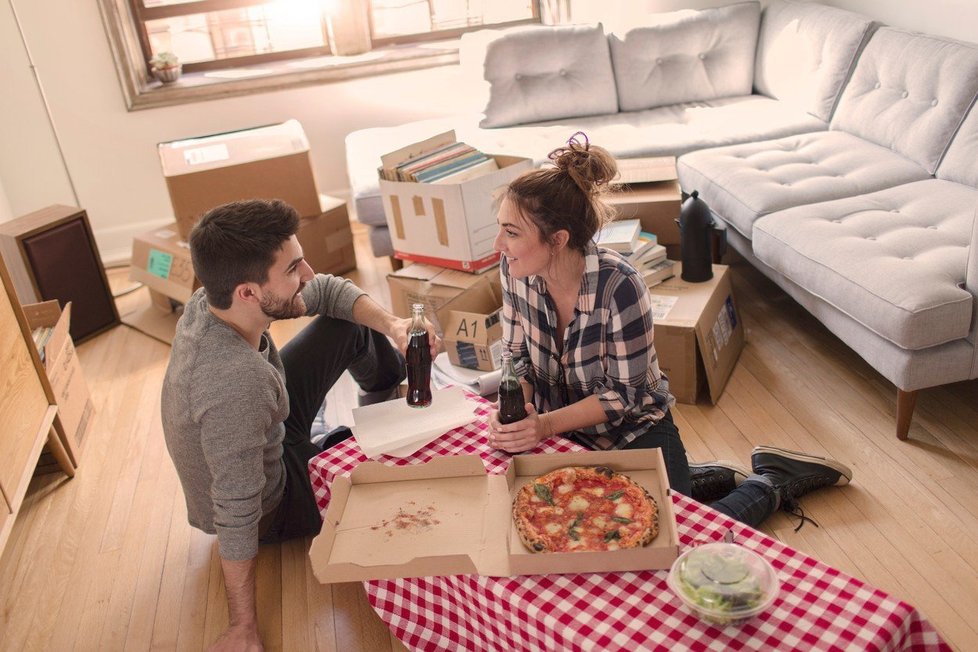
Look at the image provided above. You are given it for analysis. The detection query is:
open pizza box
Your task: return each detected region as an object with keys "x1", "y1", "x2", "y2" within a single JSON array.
[{"x1": 309, "y1": 449, "x2": 679, "y2": 583}]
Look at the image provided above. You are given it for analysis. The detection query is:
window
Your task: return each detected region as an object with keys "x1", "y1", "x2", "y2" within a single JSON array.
[{"x1": 101, "y1": 0, "x2": 539, "y2": 108}]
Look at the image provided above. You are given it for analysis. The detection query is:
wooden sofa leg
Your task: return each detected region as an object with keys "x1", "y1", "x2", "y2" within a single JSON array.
[{"x1": 896, "y1": 389, "x2": 918, "y2": 440}]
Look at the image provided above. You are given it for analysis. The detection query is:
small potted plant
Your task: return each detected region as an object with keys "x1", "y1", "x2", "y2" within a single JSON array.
[{"x1": 150, "y1": 52, "x2": 182, "y2": 84}]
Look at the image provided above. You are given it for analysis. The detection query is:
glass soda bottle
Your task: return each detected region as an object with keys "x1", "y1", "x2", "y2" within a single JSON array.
[
  {"x1": 406, "y1": 303, "x2": 432, "y2": 408},
  {"x1": 497, "y1": 350, "x2": 527, "y2": 424}
]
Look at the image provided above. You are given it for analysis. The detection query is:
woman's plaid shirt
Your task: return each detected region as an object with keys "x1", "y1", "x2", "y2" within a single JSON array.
[{"x1": 500, "y1": 243, "x2": 675, "y2": 450}]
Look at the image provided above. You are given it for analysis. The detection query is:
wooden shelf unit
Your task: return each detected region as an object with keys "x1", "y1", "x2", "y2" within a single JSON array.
[{"x1": 0, "y1": 255, "x2": 75, "y2": 554}]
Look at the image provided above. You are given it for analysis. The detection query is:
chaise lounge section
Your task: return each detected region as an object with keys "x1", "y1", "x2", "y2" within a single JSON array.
[{"x1": 678, "y1": 26, "x2": 978, "y2": 438}]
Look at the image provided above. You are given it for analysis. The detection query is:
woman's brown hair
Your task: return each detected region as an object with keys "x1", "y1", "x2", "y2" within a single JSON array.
[{"x1": 504, "y1": 132, "x2": 618, "y2": 253}]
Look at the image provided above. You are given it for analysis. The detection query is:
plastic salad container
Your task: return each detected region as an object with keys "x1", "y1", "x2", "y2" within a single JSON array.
[{"x1": 667, "y1": 542, "x2": 780, "y2": 626}]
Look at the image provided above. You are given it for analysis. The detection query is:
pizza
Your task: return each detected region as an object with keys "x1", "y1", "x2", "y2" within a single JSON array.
[{"x1": 513, "y1": 466, "x2": 659, "y2": 553}]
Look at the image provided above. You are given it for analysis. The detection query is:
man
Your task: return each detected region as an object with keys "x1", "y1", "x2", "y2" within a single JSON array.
[{"x1": 161, "y1": 199, "x2": 435, "y2": 650}]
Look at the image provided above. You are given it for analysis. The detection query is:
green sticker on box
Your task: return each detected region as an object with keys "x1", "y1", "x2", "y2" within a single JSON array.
[{"x1": 147, "y1": 248, "x2": 173, "y2": 279}]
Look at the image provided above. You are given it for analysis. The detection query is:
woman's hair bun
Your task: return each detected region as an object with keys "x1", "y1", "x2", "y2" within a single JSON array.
[{"x1": 548, "y1": 132, "x2": 618, "y2": 196}]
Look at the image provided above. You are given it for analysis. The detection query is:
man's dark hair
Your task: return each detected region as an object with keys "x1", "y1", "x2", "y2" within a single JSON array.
[{"x1": 188, "y1": 199, "x2": 300, "y2": 309}]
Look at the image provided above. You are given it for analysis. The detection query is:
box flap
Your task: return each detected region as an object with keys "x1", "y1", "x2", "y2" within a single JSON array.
[
  {"x1": 614, "y1": 156, "x2": 678, "y2": 184},
  {"x1": 390, "y1": 263, "x2": 487, "y2": 291},
  {"x1": 380, "y1": 130, "x2": 457, "y2": 170},
  {"x1": 693, "y1": 276, "x2": 744, "y2": 404},
  {"x1": 436, "y1": 278, "x2": 502, "y2": 344}
]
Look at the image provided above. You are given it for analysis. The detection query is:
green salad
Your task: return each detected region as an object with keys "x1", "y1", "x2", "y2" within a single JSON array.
[{"x1": 669, "y1": 544, "x2": 777, "y2": 626}]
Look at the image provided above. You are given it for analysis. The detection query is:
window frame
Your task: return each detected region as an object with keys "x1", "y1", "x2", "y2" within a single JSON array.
[{"x1": 100, "y1": 0, "x2": 542, "y2": 111}]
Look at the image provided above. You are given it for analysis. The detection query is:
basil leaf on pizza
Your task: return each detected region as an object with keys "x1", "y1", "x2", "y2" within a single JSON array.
[{"x1": 513, "y1": 466, "x2": 659, "y2": 553}]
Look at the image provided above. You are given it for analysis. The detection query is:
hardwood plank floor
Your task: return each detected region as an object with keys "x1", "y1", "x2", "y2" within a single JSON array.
[{"x1": 0, "y1": 222, "x2": 975, "y2": 650}]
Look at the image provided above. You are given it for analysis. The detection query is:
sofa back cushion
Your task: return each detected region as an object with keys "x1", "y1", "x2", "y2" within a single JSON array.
[
  {"x1": 608, "y1": 2, "x2": 759, "y2": 112},
  {"x1": 478, "y1": 24, "x2": 618, "y2": 128},
  {"x1": 831, "y1": 27, "x2": 978, "y2": 174},
  {"x1": 937, "y1": 102, "x2": 978, "y2": 187},
  {"x1": 754, "y1": 0, "x2": 875, "y2": 122}
]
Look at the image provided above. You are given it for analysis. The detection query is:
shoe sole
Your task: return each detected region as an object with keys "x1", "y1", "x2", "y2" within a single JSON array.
[
  {"x1": 689, "y1": 460, "x2": 751, "y2": 483},
  {"x1": 751, "y1": 446, "x2": 852, "y2": 485}
]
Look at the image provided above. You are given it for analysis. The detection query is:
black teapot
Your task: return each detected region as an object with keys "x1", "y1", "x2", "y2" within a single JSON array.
[{"x1": 676, "y1": 190, "x2": 726, "y2": 282}]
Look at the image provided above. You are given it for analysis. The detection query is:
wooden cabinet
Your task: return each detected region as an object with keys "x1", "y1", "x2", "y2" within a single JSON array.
[{"x1": 0, "y1": 255, "x2": 74, "y2": 554}]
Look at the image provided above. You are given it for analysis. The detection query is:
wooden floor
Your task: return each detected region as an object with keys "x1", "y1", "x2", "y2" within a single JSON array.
[{"x1": 1, "y1": 222, "x2": 976, "y2": 651}]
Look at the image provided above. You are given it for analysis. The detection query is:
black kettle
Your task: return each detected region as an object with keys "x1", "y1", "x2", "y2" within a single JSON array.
[{"x1": 676, "y1": 190, "x2": 726, "y2": 282}]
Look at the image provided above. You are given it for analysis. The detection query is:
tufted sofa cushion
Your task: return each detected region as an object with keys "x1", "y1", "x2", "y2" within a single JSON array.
[
  {"x1": 676, "y1": 130, "x2": 930, "y2": 239},
  {"x1": 753, "y1": 180, "x2": 976, "y2": 350},
  {"x1": 831, "y1": 27, "x2": 978, "y2": 174},
  {"x1": 479, "y1": 24, "x2": 618, "y2": 128},
  {"x1": 754, "y1": 0, "x2": 875, "y2": 122},
  {"x1": 937, "y1": 102, "x2": 978, "y2": 188},
  {"x1": 607, "y1": 1, "x2": 759, "y2": 112}
]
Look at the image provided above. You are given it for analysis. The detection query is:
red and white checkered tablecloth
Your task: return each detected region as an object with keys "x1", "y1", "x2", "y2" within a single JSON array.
[{"x1": 309, "y1": 393, "x2": 950, "y2": 652}]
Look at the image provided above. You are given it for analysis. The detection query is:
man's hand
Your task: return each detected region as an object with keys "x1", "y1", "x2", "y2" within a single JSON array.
[
  {"x1": 351, "y1": 295, "x2": 441, "y2": 358},
  {"x1": 488, "y1": 403, "x2": 551, "y2": 453},
  {"x1": 209, "y1": 622, "x2": 263, "y2": 652},
  {"x1": 390, "y1": 315, "x2": 441, "y2": 359}
]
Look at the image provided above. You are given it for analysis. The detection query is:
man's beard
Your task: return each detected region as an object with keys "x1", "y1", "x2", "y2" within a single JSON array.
[{"x1": 259, "y1": 285, "x2": 306, "y2": 320}]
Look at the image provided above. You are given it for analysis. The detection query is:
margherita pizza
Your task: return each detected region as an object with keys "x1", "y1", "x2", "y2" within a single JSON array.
[{"x1": 513, "y1": 466, "x2": 658, "y2": 553}]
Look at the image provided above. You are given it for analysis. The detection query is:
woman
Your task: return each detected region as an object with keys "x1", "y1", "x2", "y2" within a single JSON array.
[{"x1": 487, "y1": 133, "x2": 851, "y2": 528}]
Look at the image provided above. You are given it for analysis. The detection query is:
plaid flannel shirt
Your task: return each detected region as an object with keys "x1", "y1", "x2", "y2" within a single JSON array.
[{"x1": 500, "y1": 242, "x2": 675, "y2": 449}]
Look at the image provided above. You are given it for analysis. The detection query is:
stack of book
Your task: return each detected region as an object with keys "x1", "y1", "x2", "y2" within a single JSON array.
[
  {"x1": 31, "y1": 325, "x2": 54, "y2": 363},
  {"x1": 378, "y1": 138, "x2": 499, "y2": 185},
  {"x1": 596, "y1": 219, "x2": 676, "y2": 288}
]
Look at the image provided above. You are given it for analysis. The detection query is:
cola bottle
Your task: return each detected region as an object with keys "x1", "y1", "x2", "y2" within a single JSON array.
[
  {"x1": 497, "y1": 350, "x2": 527, "y2": 424},
  {"x1": 406, "y1": 303, "x2": 432, "y2": 408}
]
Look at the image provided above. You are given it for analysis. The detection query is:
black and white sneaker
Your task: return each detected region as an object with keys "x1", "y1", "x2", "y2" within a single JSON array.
[
  {"x1": 689, "y1": 461, "x2": 750, "y2": 504},
  {"x1": 751, "y1": 446, "x2": 852, "y2": 530}
]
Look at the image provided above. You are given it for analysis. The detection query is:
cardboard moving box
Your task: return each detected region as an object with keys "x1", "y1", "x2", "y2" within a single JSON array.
[
  {"x1": 380, "y1": 136, "x2": 531, "y2": 271},
  {"x1": 310, "y1": 448, "x2": 678, "y2": 583},
  {"x1": 297, "y1": 196, "x2": 357, "y2": 277},
  {"x1": 386, "y1": 262, "x2": 497, "y2": 328},
  {"x1": 159, "y1": 120, "x2": 321, "y2": 239},
  {"x1": 650, "y1": 264, "x2": 744, "y2": 404},
  {"x1": 609, "y1": 180, "x2": 682, "y2": 247},
  {"x1": 435, "y1": 276, "x2": 503, "y2": 372},
  {"x1": 608, "y1": 156, "x2": 681, "y2": 257},
  {"x1": 130, "y1": 225, "x2": 198, "y2": 305},
  {"x1": 22, "y1": 301, "x2": 93, "y2": 465}
]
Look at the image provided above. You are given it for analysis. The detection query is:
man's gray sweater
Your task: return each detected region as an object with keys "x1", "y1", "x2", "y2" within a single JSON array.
[{"x1": 161, "y1": 274, "x2": 364, "y2": 561}]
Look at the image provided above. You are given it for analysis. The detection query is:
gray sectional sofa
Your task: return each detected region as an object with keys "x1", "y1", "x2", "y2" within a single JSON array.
[{"x1": 344, "y1": 0, "x2": 978, "y2": 438}]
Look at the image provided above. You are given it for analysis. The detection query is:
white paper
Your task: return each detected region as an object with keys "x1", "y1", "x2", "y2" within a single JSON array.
[
  {"x1": 647, "y1": 294, "x2": 680, "y2": 321},
  {"x1": 352, "y1": 386, "x2": 478, "y2": 458},
  {"x1": 431, "y1": 352, "x2": 502, "y2": 395}
]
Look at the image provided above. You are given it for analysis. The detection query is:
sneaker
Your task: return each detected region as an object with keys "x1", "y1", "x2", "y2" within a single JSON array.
[
  {"x1": 689, "y1": 461, "x2": 750, "y2": 504},
  {"x1": 751, "y1": 446, "x2": 851, "y2": 527}
]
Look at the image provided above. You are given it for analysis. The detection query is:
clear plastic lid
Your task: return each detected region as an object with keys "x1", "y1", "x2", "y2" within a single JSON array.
[{"x1": 666, "y1": 542, "x2": 780, "y2": 626}]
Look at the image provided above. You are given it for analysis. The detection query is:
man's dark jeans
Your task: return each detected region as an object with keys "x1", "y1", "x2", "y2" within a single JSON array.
[{"x1": 259, "y1": 316, "x2": 404, "y2": 544}]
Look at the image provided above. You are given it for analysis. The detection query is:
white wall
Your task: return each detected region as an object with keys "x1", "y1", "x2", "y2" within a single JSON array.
[
  {"x1": 824, "y1": 0, "x2": 978, "y2": 44},
  {"x1": 0, "y1": 0, "x2": 975, "y2": 263}
]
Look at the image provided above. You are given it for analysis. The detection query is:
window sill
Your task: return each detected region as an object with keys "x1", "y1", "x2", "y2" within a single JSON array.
[{"x1": 123, "y1": 41, "x2": 461, "y2": 111}]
